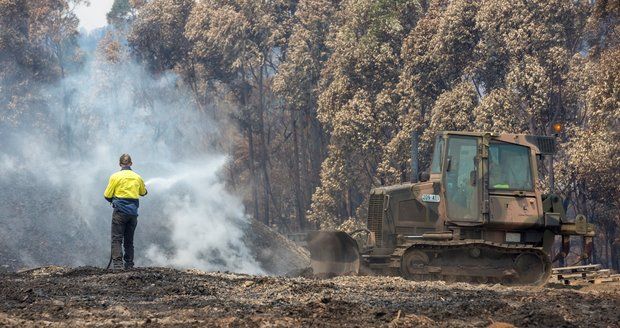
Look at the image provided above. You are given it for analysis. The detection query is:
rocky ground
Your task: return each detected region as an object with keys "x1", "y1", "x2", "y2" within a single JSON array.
[{"x1": 0, "y1": 266, "x2": 618, "y2": 327}]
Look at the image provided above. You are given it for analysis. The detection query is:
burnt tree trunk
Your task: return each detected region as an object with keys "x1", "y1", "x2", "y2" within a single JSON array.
[
  {"x1": 299, "y1": 110, "x2": 310, "y2": 215},
  {"x1": 609, "y1": 220, "x2": 619, "y2": 270},
  {"x1": 257, "y1": 63, "x2": 272, "y2": 226},
  {"x1": 612, "y1": 241, "x2": 620, "y2": 271},
  {"x1": 291, "y1": 110, "x2": 306, "y2": 230},
  {"x1": 241, "y1": 65, "x2": 260, "y2": 223},
  {"x1": 247, "y1": 124, "x2": 260, "y2": 223}
]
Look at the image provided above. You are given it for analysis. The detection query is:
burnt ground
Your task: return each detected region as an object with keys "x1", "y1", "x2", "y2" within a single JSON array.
[{"x1": 0, "y1": 267, "x2": 618, "y2": 327}]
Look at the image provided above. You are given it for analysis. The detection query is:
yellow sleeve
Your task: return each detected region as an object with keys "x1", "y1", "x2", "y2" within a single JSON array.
[
  {"x1": 139, "y1": 177, "x2": 147, "y2": 196},
  {"x1": 104, "y1": 175, "x2": 117, "y2": 200}
]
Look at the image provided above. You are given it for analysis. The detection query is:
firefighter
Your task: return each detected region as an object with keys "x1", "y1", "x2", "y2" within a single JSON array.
[{"x1": 104, "y1": 154, "x2": 147, "y2": 270}]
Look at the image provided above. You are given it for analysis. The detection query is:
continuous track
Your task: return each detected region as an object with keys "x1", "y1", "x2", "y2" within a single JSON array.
[{"x1": 390, "y1": 240, "x2": 551, "y2": 285}]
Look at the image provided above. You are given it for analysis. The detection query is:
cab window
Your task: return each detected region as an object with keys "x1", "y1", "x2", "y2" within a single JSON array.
[
  {"x1": 489, "y1": 142, "x2": 533, "y2": 190},
  {"x1": 444, "y1": 136, "x2": 478, "y2": 220},
  {"x1": 430, "y1": 137, "x2": 444, "y2": 174}
]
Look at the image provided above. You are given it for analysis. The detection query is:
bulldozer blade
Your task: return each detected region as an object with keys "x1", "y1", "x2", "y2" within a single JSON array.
[{"x1": 306, "y1": 231, "x2": 360, "y2": 277}]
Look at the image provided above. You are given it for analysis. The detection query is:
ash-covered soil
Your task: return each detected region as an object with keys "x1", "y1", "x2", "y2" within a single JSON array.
[{"x1": 0, "y1": 267, "x2": 618, "y2": 327}]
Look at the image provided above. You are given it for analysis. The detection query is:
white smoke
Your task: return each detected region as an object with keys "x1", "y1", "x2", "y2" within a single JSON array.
[
  {"x1": 143, "y1": 159, "x2": 263, "y2": 274},
  {"x1": 0, "y1": 33, "x2": 263, "y2": 274}
]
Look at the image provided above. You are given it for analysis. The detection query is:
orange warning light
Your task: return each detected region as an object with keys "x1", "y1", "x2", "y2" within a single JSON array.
[{"x1": 552, "y1": 123, "x2": 562, "y2": 133}]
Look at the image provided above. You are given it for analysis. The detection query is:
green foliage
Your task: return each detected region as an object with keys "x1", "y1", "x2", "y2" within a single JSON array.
[
  {"x1": 1, "y1": 0, "x2": 83, "y2": 124},
  {"x1": 107, "y1": 0, "x2": 133, "y2": 27},
  {"x1": 128, "y1": 0, "x2": 194, "y2": 72}
]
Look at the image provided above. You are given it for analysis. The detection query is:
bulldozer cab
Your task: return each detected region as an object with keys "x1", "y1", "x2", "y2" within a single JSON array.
[
  {"x1": 431, "y1": 132, "x2": 544, "y2": 228},
  {"x1": 359, "y1": 132, "x2": 550, "y2": 248}
]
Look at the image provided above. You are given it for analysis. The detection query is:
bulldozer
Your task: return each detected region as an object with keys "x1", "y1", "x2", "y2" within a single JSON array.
[{"x1": 307, "y1": 131, "x2": 595, "y2": 285}]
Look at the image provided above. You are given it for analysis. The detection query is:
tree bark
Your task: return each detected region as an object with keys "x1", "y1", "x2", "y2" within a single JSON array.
[
  {"x1": 241, "y1": 65, "x2": 260, "y2": 223},
  {"x1": 247, "y1": 125, "x2": 260, "y2": 223},
  {"x1": 299, "y1": 110, "x2": 310, "y2": 210},
  {"x1": 257, "y1": 63, "x2": 271, "y2": 226},
  {"x1": 308, "y1": 113, "x2": 324, "y2": 184},
  {"x1": 609, "y1": 221, "x2": 619, "y2": 270},
  {"x1": 291, "y1": 110, "x2": 306, "y2": 230},
  {"x1": 612, "y1": 240, "x2": 620, "y2": 271}
]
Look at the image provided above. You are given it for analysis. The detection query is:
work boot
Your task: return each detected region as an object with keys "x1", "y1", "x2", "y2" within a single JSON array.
[
  {"x1": 111, "y1": 261, "x2": 124, "y2": 271},
  {"x1": 124, "y1": 263, "x2": 134, "y2": 270}
]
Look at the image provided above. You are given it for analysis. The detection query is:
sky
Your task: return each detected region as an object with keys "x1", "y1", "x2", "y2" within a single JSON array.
[{"x1": 75, "y1": 0, "x2": 114, "y2": 31}]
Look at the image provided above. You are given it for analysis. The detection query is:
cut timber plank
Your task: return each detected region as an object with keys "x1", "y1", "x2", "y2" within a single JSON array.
[
  {"x1": 552, "y1": 264, "x2": 601, "y2": 273},
  {"x1": 555, "y1": 272, "x2": 609, "y2": 280},
  {"x1": 556, "y1": 273, "x2": 588, "y2": 279},
  {"x1": 588, "y1": 277, "x2": 614, "y2": 284}
]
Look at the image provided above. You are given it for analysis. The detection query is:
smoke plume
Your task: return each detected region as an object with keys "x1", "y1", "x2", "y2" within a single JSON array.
[{"x1": 0, "y1": 31, "x2": 263, "y2": 274}]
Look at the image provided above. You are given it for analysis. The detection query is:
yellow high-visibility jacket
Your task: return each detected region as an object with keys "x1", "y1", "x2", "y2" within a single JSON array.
[{"x1": 104, "y1": 167, "x2": 147, "y2": 216}]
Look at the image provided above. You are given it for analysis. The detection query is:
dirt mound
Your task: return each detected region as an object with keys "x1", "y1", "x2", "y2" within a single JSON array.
[
  {"x1": 243, "y1": 219, "x2": 310, "y2": 275},
  {"x1": 0, "y1": 211, "x2": 309, "y2": 275},
  {"x1": 0, "y1": 267, "x2": 618, "y2": 327}
]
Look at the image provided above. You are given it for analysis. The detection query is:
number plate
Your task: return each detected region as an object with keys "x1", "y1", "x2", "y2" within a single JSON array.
[{"x1": 421, "y1": 194, "x2": 440, "y2": 203}]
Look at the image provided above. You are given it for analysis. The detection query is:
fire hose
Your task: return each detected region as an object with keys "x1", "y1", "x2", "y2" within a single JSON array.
[{"x1": 106, "y1": 253, "x2": 113, "y2": 269}]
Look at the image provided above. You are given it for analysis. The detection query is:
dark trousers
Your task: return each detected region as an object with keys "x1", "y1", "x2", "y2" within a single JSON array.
[{"x1": 111, "y1": 210, "x2": 138, "y2": 269}]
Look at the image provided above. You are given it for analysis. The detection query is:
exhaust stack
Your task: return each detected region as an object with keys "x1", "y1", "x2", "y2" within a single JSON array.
[{"x1": 410, "y1": 129, "x2": 419, "y2": 182}]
